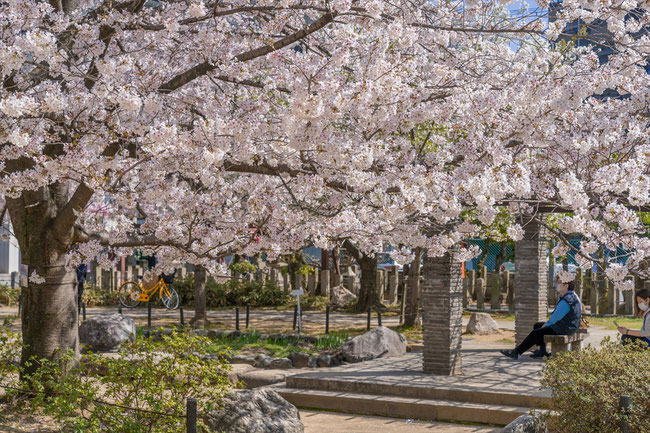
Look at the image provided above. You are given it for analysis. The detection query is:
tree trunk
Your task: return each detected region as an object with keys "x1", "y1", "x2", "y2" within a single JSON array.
[
  {"x1": 404, "y1": 248, "x2": 423, "y2": 327},
  {"x1": 353, "y1": 255, "x2": 379, "y2": 312},
  {"x1": 7, "y1": 185, "x2": 80, "y2": 376},
  {"x1": 190, "y1": 265, "x2": 209, "y2": 325}
]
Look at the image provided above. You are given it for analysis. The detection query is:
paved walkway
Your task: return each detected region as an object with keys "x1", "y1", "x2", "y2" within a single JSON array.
[{"x1": 301, "y1": 410, "x2": 500, "y2": 433}]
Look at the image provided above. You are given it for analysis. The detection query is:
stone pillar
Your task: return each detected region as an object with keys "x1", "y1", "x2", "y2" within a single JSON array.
[
  {"x1": 376, "y1": 269, "x2": 386, "y2": 301},
  {"x1": 588, "y1": 271, "x2": 598, "y2": 314},
  {"x1": 307, "y1": 272, "x2": 317, "y2": 295},
  {"x1": 607, "y1": 279, "x2": 616, "y2": 315},
  {"x1": 624, "y1": 282, "x2": 634, "y2": 315},
  {"x1": 490, "y1": 272, "x2": 500, "y2": 310},
  {"x1": 503, "y1": 271, "x2": 514, "y2": 311},
  {"x1": 476, "y1": 278, "x2": 485, "y2": 310},
  {"x1": 467, "y1": 270, "x2": 476, "y2": 300},
  {"x1": 462, "y1": 277, "x2": 469, "y2": 308},
  {"x1": 514, "y1": 219, "x2": 549, "y2": 345},
  {"x1": 574, "y1": 269, "x2": 583, "y2": 301},
  {"x1": 282, "y1": 273, "x2": 290, "y2": 293},
  {"x1": 320, "y1": 270, "x2": 330, "y2": 299},
  {"x1": 296, "y1": 273, "x2": 304, "y2": 290},
  {"x1": 422, "y1": 253, "x2": 463, "y2": 375},
  {"x1": 389, "y1": 266, "x2": 398, "y2": 304}
]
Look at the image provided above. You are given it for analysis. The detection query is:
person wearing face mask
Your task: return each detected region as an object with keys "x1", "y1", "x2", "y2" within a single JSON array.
[
  {"x1": 617, "y1": 288, "x2": 650, "y2": 347},
  {"x1": 501, "y1": 278, "x2": 581, "y2": 360}
]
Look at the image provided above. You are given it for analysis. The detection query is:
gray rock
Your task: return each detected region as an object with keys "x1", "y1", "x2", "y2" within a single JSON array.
[
  {"x1": 330, "y1": 284, "x2": 357, "y2": 307},
  {"x1": 288, "y1": 352, "x2": 312, "y2": 368},
  {"x1": 207, "y1": 330, "x2": 224, "y2": 339},
  {"x1": 238, "y1": 370, "x2": 289, "y2": 388},
  {"x1": 223, "y1": 330, "x2": 242, "y2": 339},
  {"x1": 270, "y1": 358, "x2": 293, "y2": 369},
  {"x1": 299, "y1": 335, "x2": 318, "y2": 344},
  {"x1": 466, "y1": 312, "x2": 500, "y2": 335},
  {"x1": 341, "y1": 326, "x2": 407, "y2": 363},
  {"x1": 317, "y1": 354, "x2": 334, "y2": 367},
  {"x1": 259, "y1": 333, "x2": 270, "y2": 340},
  {"x1": 79, "y1": 313, "x2": 136, "y2": 352},
  {"x1": 502, "y1": 414, "x2": 547, "y2": 433},
  {"x1": 308, "y1": 357, "x2": 318, "y2": 368},
  {"x1": 231, "y1": 355, "x2": 256, "y2": 366},
  {"x1": 205, "y1": 388, "x2": 303, "y2": 432},
  {"x1": 254, "y1": 353, "x2": 272, "y2": 368}
]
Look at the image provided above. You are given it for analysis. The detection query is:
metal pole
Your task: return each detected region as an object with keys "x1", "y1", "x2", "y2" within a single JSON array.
[
  {"x1": 186, "y1": 398, "x2": 197, "y2": 433},
  {"x1": 82, "y1": 302, "x2": 86, "y2": 321},
  {"x1": 147, "y1": 302, "x2": 152, "y2": 328},
  {"x1": 377, "y1": 311, "x2": 382, "y2": 327},
  {"x1": 325, "y1": 305, "x2": 330, "y2": 334},
  {"x1": 235, "y1": 307, "x2": 240, "y2": 331},
  {"x1": 367, "y1": 306, "x2": 371, "y2": 331},
  {"x1": 245, "y1": 303, "x2": 250, "y2": 329},
  {"x1": 180, "y1": 307, "x2": 184, "y2": 326},
  {"x1": 293, "y1": 305, "x2": 298, "y2": 330},
  {"x1": 619, "y1": 394, "x2": 631, "y2": 433}
]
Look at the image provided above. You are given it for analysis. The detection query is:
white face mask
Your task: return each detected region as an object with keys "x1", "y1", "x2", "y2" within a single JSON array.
[
  {"x1": 638, "y1": 302, "x2": 649, "y2": 311},
  {"x1": 556, "y1": 284, "x2": 564, "y2": 293}
]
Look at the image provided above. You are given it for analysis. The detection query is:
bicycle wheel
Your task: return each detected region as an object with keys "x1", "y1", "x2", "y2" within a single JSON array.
[
  {"x1": 161, "y1": 287, "x2": 179, "y2": 310},
  {"x1": 118, "y1": 282, "x2": 142, "y2": 308}
]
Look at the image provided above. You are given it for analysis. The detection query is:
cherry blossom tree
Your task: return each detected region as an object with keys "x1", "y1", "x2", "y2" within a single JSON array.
[{"x1": 3, "y1": 0, "x2": 650, "y2": 372}]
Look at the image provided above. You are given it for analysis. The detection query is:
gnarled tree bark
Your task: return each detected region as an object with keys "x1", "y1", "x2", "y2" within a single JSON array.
[{"x1": 190, "y1": 265, "x2": 209, "y2": 326}]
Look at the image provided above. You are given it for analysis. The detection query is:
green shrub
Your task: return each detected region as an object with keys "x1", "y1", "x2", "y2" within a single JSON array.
[
  {"x1": 0, "y1": 284, "x2": 20, "y2": 306},
  {"x1": 292, "y1": 295, "x2": 329, "y2": 311},
  {"x1": 17, "y1": 329, "x2": 232, "y2": 433},
  {"x1": 229, "y1": 262, "x2": 256, "y2": 275},
  {"x1": 81, "y1": 286, "x2": 120, "y2": 307},
  {"x1": 0, "y1": 322, "x2": 21, "y2": 386},
  {"x1": 541, "y1": 338, "x2": 650, "y2": 433},
  {"x1": 206, "y1": 279, "x2": 290, "y2": 308}
]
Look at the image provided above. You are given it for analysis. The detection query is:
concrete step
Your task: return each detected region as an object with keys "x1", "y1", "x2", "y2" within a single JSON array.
[
  {"x1": 286, "y1": 374, "x2": 551, "y2": 409},
  {"x1": 274, "y1": 385, "x2": 530, "y2": 426}
]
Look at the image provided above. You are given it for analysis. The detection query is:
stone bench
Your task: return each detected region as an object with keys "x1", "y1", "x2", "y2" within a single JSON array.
[{"x1": 544, "y1": 329, "x2": 589, "y2": 356}]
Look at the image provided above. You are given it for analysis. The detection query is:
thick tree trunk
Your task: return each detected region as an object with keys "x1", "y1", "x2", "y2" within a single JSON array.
[
  {"x1": 353, "y1": 255, "x2": 379, "y2": 312},
  {"x1": 190, "y1": 265, "x2": 209, "y2": 325},
  {"x1": 404, "y1": 248, "x2": 423, "y2": 327},
  {"x1": 7, "y1": 185, "x2": 80, "y2": 376}
]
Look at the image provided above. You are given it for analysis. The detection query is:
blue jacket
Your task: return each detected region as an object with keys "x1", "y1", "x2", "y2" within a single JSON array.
[{"x1": 546, "y1": 291, "x2": 581, "y2": 335}]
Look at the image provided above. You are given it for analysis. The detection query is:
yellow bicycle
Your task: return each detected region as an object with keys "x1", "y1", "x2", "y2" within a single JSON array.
[{"x1": 118, "y1": 277, "x2": 180, "y2": 310}]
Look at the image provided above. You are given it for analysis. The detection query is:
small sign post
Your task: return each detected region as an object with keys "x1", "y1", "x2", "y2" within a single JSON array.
[
  {"x1": 291, "y1": 289, "x2": 304, "y2": 335},
  {"x1": 19, "y1": 264, "x2": 28, "y2": 288}
]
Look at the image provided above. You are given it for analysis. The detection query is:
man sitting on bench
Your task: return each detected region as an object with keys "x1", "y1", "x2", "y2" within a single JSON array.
[{"x1": 500, "y1": 277, "x2": 581, "y2": 360}]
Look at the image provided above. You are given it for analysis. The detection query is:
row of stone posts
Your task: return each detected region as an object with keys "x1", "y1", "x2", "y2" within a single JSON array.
[{"x1": 462, "y1": 267, "x2": 513, "y2": 311}]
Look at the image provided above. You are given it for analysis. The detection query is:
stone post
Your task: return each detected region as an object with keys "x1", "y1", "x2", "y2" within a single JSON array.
[
  {"x1": 422, "y1": 253, "x2": 463, "y2": 375},
  {"x1": 514, "y1": 219, "x2": 549, "y2": 345},
  {"x1": 476, "y1": 278, "x2": 485, "y2": 310},
  {"x1": 467, "y1": 270, "x2": 476, "y2": 301},
  {"x1": 607, "y1": 278, "x2": 616, "y2": 315},
  {"x1": 389, "y1": 266, "x2": 398, "y2": 304},
  {"x1": 282, "y1": 273, "x2": 290, "y2": 293},
  {"x1": 588, "y1": 271, "x2": 598, "y2": 314},
  {"x1": 270, "y1": 268, "x2": 278, "y2": 286},
  {"x1": 490, "y1": 272, "x2": 500, "y2": 311},
  {"x1": 320, "y1": 270, "x2": 330, "y2": 298},
  {"x1": 574, "y1": 269, "x2": 583, "y2": 301},
  {"x1": 295, "y1": 273, "x2": 304, "y2": 291},
  {"x1": 376, "y1": 269, "x2": 386, "y2": 301},
  {"x1": 307, "y1": 272, "x2": 317, "y2": 295},
  {"x1": 504, "y1": 271, "x2": 514, "y2": 311}
]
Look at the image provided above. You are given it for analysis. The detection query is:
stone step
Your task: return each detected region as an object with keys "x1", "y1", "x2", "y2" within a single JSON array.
[
  {"x1": 286, "y1": 374, "x2": 551, "y2": 409},
  {"x1": 273, "y1": 385, "x2": 531, "y2": 426}
]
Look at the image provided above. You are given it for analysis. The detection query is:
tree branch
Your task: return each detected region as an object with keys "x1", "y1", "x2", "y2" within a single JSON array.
[{"x1": 158, "y1": 11, "x2": 336, "y2": 93}]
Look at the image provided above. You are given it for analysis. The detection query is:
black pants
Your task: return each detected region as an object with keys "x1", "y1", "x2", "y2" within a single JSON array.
[
  {"x1": 515, "y1": 322, "x2": 558, "y2": 355},
  {"x1": 77, "y1": 281, "x2": 84, "y2": 314},
  {"x1": 621, "y1": 334, "x2": 650, "y2": 347}
]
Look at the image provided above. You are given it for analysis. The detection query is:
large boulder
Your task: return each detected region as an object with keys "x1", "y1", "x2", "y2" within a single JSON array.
[
  {"x1": 205, "y1": 388, "x2": 303, "y2": 433},
  {"x1": 330, "y1": 285, "x2": 357, "y2": 307},
  {"x1": 466, "y1": 312, "x2": 500, "y2": 335},
  {"x1": 79, "y1": 313, "x2": 136, "y2": 352},
  {"x1": 502, "y1": 414, "x2": 547, "y2": 433},
  {"x1": 341, "y1": 326, "x2": 407, "y2": 363},
  {"x1": 287, "y1": 352, "x2": 313, "y2": 368}
]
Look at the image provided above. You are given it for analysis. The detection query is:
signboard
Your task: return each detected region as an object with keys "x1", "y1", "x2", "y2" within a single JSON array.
[
  {"x1": 291, "y1": 289, "x2": 304, "y2": 296},
  {"x1": 19, "y1": 264, "x2": 28, "y2": 287}
]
